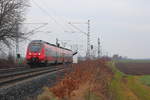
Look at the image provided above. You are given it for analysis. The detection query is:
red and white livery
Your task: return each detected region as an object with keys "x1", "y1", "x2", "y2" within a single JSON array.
[{"x1": 26, "y1": 40, "x2": 73, "y2": 66}]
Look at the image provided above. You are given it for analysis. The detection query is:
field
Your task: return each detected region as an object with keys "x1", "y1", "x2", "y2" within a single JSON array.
[
  {"x1": 37, "y1": 59, "x2": 150, "y2": 100},
  {"x1": 107, "y1": 61, "x2": 150, "y2": 100},
  {"x1": 115, "y1": 60, "x2": 150, "y2": 99},
  {"x1": 116, "y1": 61, "x2": 150, "y2": 75}
]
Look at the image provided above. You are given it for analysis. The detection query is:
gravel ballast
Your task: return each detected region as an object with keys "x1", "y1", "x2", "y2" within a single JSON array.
[{"x1": 0, "y1": 69, "x2": 65, "y2": 100}]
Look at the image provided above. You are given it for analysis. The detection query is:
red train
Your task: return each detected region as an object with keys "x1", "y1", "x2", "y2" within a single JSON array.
[{"x1": 26, "y1": 40, "x2": 73, "y2": 66}]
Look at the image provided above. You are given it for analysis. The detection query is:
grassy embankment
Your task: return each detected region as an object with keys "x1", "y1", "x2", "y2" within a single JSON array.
[
  {"x1": 139, "y1": 75, "x2": 150, "y2": 86},
  {"x1": 115, "y1": 59, "x2": 150, "y2": 87},
  {"x1": 37, "y1": 60, "x2": 150, "y2": 100},
  {"x1": 38, "y1": 59, "x2": 113, "y2": 100},
  {"x1": 108, "y1": 61, "x2": 150, "y2": 100},
  {"x1": 115, "y1": 59, "x2": 150, "y2": 63}
]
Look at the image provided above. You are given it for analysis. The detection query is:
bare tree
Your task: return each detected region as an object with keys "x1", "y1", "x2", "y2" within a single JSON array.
[{"x1": 0, "y1": 0, "x2": 27, "y2": 49}]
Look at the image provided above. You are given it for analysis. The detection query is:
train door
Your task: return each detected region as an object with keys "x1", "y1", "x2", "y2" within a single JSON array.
[
  {"x1": 61, "y1": 49, "x2": 64, "y2": 64},
  {"x1": 55, "y1": 47, "x2": 58, "y2": 64}
]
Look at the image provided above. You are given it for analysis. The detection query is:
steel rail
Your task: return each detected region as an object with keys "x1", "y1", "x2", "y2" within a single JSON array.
[
  {"x1": 0, "y1": 66, "x2": 54, "y2": 78},
  {"x1": 0, "y1": 66, "x2": 64, "y2": 87},
  {"x1": 0, "y1": 67, "x2": 29, "y2": 74}
]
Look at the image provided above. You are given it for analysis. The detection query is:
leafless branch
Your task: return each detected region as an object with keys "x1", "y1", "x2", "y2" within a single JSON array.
[{"x1": 0, "y1": 0, "x2": 28, "y2": 51}]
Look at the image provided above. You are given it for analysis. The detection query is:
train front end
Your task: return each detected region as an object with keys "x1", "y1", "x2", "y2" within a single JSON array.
[{"x1": 26, "y1": 41, "x2": 45, "y2": 66}]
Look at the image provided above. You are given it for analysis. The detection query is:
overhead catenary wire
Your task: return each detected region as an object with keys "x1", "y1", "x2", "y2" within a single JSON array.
[
  {"x1": 68, "y1": 22, "x2": 87, "y2": 35},
  {"x1": 38, "y1": 0, "x2": 76, "y2": 33},
  {"x1": 31, "y1": 0, "x2": 70, "y2": 33},
  {"x1": 68, "y1": 20, "x2": 91, "y2": 58},
  {"x1": 30, "y1": 0, "x2": 94, "y2": 56}
]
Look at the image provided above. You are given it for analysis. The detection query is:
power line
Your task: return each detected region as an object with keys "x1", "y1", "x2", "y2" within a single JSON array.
[
  {"x1": 98, "y1": 37, "x2": 101, "y2": 58},
  {"x1": 68, "y1": 22, "x2": 87, "y2": 35},
  {"x1": 87, "y1": 20, "x2": 90, "y2": 58},
  {"x1": 39, "y1": 0, "x2": 75, "y2": 33},
  {"x1": 68, "y1": 20, "x2": 91, "y2": 58},
  {"x1": 31, "y1": 0, "x2": 70, "y2": 33}
]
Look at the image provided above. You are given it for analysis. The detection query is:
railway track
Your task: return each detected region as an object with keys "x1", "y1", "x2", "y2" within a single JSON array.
[
  {"x1": 0, "y1": 66, "x2": 64, "y2": 87},
  {"x1": 0, "y1": 67, "x2": 30, "y2": 74}
]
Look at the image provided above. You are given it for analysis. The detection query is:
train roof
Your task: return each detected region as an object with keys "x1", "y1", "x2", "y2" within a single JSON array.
[{"x1": 30, "y1": 40, "x2": 72, "y2": 51}]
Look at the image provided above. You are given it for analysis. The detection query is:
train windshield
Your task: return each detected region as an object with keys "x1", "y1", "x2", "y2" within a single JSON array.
[{"x1": 29, "y1": 44, "x2": 42, "y2": 52}]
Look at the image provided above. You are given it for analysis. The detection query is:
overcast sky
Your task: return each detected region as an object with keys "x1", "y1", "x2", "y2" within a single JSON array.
[{"x1": 22, "y1": 0, "x2": 150, "y2": 58}]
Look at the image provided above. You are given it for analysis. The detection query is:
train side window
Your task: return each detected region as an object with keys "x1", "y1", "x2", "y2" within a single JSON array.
[
  {"x1": 45, "y1": 48, "x2": 49, "y2": 56},
  {"x1": 48, "y1": 48, "x2": 52, "y2": 57}
]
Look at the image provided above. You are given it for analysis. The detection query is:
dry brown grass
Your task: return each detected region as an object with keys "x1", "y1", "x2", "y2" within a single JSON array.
[{"x1": 38, "y1": 59, "x2": 113, "y2": 100}]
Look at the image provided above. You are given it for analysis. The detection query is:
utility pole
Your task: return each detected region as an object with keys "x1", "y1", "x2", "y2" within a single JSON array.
[
  {"x1": 68, "y1": 20, "x2": 91, "y2": 58},
  {"x1": 16, "y1": 22, "x2": 20, "y2": 60},
  {"x1": 98, "y1": 37, "x2": 101, "y2": 58},
  {"x1": 86, "y1": 20, "x2": 90, "y2": 58},
  {"x1": 16, "y1": 0, "x2": 20, "y2": 62}
]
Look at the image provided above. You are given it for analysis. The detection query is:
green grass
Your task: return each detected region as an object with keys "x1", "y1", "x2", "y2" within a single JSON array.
[
  {"x1": 127, "y1": 76, "x2": 150, "y2": 100},
  {"x1": 139, "y1": 75, "x2": 150, "y2": 86},
  {"x1": 108, "y1": 61, "x2": 150, "y2": 100},
  {"x1": 108, "y1": 62, "x2": 135, "y2": 100},
  {"x1": 114, "y1": 59, "x2": 150, "y2": 63}
]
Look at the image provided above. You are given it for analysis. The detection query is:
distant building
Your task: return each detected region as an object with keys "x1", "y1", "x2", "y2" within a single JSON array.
[{"x1": 112, "y1": 54, "x2": 128, "y2": 60}]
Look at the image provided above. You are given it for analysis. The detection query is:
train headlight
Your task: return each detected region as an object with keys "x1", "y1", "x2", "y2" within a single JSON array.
[
  {"x1": 29, "y1": 53, "x2": 32, "y2": 55},
  {"x1": 38, "y1": 53, "x2": 41, "y2": 56}
]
